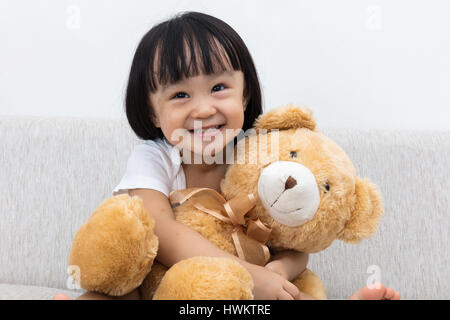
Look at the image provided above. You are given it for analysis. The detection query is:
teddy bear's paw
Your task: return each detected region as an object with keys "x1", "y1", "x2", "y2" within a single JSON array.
[
  {"x1": 153, "y1": 256, "x2": 254, "y2": 300},
  {"x1": 68, "y1": 194, "x2": 159, "y2": 296},
  {"x1": 291, "y1": 269, "x2": 327, "y2": 300}
]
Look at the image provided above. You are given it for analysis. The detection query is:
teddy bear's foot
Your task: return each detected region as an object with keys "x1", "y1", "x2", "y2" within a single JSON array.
[
  {"x1": 153, "y1": 256, "x2": 254, "y2": 300},
  {"x1": 68, "y1": 194, "x2": 159, "y2": 296},
  {"x1": 291, "y1": 268, "x2": 327, "y2": 300}
]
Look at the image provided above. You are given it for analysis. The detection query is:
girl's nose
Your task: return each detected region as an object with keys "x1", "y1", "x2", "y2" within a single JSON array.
[{"x1": 191, "y1": 103, "x2": 217, "y2": 119}]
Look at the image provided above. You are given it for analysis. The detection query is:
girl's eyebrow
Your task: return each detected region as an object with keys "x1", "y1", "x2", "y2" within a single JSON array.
[{"x1": 161, "y1": 70, "x2": 234, "y2": 93}]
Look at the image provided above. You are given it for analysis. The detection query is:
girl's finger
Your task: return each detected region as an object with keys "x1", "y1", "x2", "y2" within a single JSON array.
[
  {"x1": 282, "y1": 280, "x2": 300, "y2": 300},
  {"x1": 276, "y1": 290, "x2": 294, "y2": 300}
]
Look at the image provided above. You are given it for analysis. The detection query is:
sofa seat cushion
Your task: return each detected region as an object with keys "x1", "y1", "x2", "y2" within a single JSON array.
[{"x1": 0, "y1": 283, "x2": 84, "y2": 300}]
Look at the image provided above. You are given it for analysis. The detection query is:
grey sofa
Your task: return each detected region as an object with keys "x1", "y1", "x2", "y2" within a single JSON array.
[{"x1": 0, "y1": 116, "x2": 448, "y2": 299}]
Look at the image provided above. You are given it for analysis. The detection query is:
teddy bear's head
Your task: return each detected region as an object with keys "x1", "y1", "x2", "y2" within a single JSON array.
[{"x1": 220, "y1": 104, "x2": 383, "y2": 253}]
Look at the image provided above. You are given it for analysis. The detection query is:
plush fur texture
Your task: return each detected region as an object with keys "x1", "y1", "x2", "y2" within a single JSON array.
[
  {"x1": 68, "y1": 104, "x2": 383, "y2": 299},
  {"x1": 152, "y1": 257, "x2": 253, "y2": 300},
  {"x1": 68, "y1": 194, "x2": 158, "y2": 296}
]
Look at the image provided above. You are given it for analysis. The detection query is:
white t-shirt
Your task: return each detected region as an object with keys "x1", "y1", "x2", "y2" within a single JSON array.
[{"x1": 112, "y1": 137, "x2": 186, "y2": 198}]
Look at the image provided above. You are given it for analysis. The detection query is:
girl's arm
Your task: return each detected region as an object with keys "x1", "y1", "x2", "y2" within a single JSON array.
[
  {"x1": 129, "y1": 188, "x2": 247, "y2": 267},
  {"x1": 128, "y1": 188, "x2": 301, "y2": 300},
  {"x1": 265, "y1": 250, "x2": 309, "y2": 281}
]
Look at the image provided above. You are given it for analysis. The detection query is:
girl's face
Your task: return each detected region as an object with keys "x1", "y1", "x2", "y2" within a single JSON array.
[{"x1": 150, "y1": 70, "x2": 247, "y2": 161}]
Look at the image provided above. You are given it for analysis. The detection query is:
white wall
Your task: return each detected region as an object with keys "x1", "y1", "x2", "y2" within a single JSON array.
[{"x1": 1, "y1": 0, "x2": 449, "y2": 130}]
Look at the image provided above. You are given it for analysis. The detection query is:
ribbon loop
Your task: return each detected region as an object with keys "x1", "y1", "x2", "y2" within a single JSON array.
[
  {"x1": 246, "y1": 219, "x2": 272, "y2": 244},
  {"x1": 223, "y1": 193, "x2": 256, "y2": 225},
  {"x1": 168, "y1": 187, "x2": 272, "y2": 266},
  {"x1": 231, "y1": 229, "x2": 271, "y2": 266}
]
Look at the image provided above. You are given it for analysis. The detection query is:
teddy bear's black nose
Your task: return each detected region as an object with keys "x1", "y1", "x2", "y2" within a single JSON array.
[{"x1": 285, "y1": 176, "x2": 297, "y2": 190}]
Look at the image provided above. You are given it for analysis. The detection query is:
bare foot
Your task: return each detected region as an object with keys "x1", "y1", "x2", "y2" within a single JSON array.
[
  {"x1": 53, "y1": 293, "x2": 73, "y2": 300},
  {"x1": 349, "y1": 283, "x2": 401, "y2": 300}
]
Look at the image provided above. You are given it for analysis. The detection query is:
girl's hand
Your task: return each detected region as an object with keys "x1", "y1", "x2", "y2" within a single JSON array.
[
  {"x1": 246, "y1": 263, "x2": 300, "y2": 300},
  {"x1": 265, "y1": 250, "x2": 309, "y2": 281},
  {"x1": 265, "y1": 259, "x2": 289, "y2": 280}
]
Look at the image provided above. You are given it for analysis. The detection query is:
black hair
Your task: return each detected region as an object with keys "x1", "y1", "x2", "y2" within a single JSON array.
[{"x1": 125, "y1": 11, "x2": 263, "y2": 140}]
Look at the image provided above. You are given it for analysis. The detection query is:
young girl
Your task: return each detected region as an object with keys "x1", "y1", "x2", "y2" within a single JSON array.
[{"x1": 55, "y1": 11, "x2": 400, "y2": 300}]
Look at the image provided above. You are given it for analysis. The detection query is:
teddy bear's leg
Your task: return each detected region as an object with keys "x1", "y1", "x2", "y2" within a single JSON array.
[
  {"x1": 291, "y1": 269, "x2": 327, "y2": 300},
  {"x1": 152, "y1": 256, "x2": 254, "y2": 300},
  {"x1": 68, "y1": 194, "x2": 159, "y2": 296}
]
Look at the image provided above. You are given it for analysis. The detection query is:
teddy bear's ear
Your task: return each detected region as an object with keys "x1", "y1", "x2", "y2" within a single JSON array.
[
  {"x1": 253, "y1": 104, "x2": 316, "y2": 131},
  {"x1": 338, "y1": 178, "x2": 384, "y2": 243}
]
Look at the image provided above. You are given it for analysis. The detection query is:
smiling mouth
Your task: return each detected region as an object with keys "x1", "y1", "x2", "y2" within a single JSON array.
[
  {"x1": 270, "y1": 195, "x2": 302, "y2": 213},
  {"x1": 189, "y1": 123, "x2": 224, "y2": 131},
  {"x1": 274, "y1": 206, "x2": 303, "y2": 214},
  {"x1": 188, "y1": 124, "x2": 225, "y2": 137}
]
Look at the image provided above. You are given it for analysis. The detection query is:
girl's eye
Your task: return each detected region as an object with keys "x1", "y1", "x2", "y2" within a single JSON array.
[
  {"x1": 172, "y1": 92, "x2": 189, "y2": 99},
  {"x1": 171, "y1": 84, "x2": 226, "y2": 99},
  {"x1": 212, "y1": 83, "x2": 226, "y2": 92}
]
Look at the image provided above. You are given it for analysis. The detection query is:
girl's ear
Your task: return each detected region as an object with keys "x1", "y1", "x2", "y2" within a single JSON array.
[
  {"x1": 151, "y1": 114, "x2": 160, "y2": 128},
  {"x1": 338, "y1": 178, "x2": 384, "y2": 243}
]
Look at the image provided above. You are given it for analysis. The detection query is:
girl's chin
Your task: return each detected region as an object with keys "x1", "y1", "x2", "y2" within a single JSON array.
[
  {"x1": 186, "y1": 144, "x2": 224, "y2": 157},
  {"x1": 178, "y1": 141, "x2": 229, "y2": 163}
]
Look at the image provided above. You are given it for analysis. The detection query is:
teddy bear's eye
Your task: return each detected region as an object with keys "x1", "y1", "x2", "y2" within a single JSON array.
[
  {"x1": 323, "y1": 182, "x2": 330, "y2": 192},
  {"x1": 290, "y1": 151, "x2": 297, "y2": 158}
]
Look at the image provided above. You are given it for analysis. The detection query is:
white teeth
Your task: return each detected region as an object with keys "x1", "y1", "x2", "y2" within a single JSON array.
[
  {"x1": 201, "y1": 127, "x2": 216, "y2": 133},
  {"x1": 193, "y1": 125, "x2": 221, "y2": 133}
]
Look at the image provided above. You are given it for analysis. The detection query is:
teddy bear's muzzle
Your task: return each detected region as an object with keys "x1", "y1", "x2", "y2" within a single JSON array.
[{"x1": 257, "y1": 161, "x2": 320, "y2": 227}]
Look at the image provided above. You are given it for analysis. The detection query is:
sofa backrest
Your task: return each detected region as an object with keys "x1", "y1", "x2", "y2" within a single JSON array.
[{"x1": 0, "y1": 116, "x2": 448, "y2": 299}]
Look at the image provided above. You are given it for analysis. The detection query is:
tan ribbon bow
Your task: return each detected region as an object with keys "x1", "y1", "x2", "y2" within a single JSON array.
[{"x1": 169, "y1": 187, "x2": 272, "y2": 266}]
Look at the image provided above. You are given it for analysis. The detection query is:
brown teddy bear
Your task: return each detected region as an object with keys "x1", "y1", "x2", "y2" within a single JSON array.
[{"x1": 68, "y1": 104, "x2": 383, "y2": 300}]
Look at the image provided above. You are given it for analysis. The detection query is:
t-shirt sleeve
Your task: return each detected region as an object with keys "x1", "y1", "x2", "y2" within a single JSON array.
[{"x1": 112, "y1": 143, "x2": 171, "y2": 197}]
